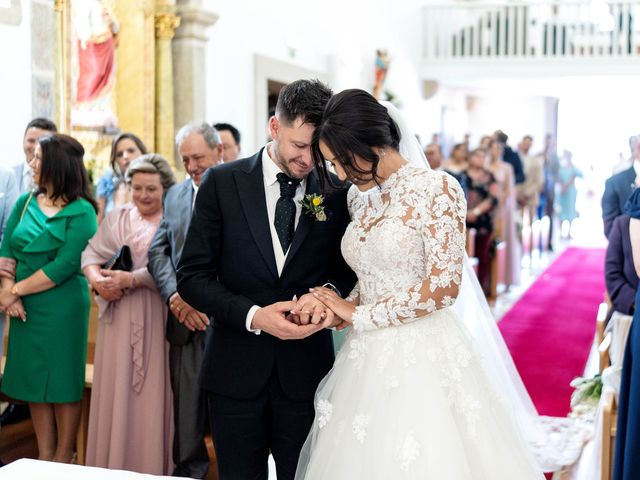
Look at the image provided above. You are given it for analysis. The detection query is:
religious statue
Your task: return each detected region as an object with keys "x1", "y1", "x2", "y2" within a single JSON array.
[
  {"x1": 71, "y1": 0, "x2": 119, "y2": 130},
  {"x1": 373, "y1": 48, "x2": 390, "y2": 100}
]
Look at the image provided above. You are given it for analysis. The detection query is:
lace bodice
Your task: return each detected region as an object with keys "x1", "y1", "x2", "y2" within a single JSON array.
[{"x1": 342, "y1": 164, "x2": 467, "y2": 332}]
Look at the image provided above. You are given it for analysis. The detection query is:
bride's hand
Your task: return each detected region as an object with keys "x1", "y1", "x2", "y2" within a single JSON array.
[{"x1": 310, "y1": 287, "x2": 355, "y2": 324}]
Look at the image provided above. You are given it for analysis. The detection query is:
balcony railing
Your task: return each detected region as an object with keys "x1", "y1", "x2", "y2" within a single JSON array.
[{"x1": 423, "y1": 1, "x2": 640, "y2": 61}]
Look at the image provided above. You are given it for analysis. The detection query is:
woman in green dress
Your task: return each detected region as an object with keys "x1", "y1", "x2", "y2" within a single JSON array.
[{"x1": 0, "y1": 133, "x2": 97, "y2": 463}]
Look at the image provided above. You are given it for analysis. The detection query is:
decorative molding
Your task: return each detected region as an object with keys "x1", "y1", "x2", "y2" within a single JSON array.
[
  {"x1": 174, "y1": 2, "x2": 218, "y2": 42},
  {"x1": 0, "y1": 0, "x2": 22, "y2": 25},
  {"x1": 155, "y1": 12, "x2": 180, "y2": 39}
]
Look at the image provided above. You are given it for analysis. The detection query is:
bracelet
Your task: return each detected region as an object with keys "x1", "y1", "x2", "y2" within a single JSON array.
[
  {"x1": 130, "y1": 273, "x2": 137, "y2": 289},
  {"x1": 10, "y1": 284, "x2": 20, "y2": 297},
  {"x1": 322, "y1": 282, "x2": 342, "y2": 297}
]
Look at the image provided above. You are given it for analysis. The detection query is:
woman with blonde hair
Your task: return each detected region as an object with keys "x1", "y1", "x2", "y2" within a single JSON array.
[{"x1": 82, "y1": 154, "x2": 176, "y2": 475}]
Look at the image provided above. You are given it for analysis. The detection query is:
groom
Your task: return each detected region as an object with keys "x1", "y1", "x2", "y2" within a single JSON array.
[{"x1": 177, "y1": 79, "x2": 356, "y2": 480}]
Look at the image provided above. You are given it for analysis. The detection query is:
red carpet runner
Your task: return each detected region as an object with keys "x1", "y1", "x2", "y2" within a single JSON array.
[{"x1": 498, "y1": 247, "x2": 606, "y2": 417}]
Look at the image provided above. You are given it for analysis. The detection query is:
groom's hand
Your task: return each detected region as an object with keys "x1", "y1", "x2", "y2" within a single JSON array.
[
  {"x1": 291, "y1": 293, "x2": 334, "y2": 326},
  {"x1": 252, "y1": 301, "x2": 323, "y2": 340}
]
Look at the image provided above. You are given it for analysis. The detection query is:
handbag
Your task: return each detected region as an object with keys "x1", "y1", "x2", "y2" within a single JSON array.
[{"x1": 101, "y1": 245, "x2": 133, "y2": 272}]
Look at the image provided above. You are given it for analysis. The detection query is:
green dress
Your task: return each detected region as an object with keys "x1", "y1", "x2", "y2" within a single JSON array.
[{"x1": 0, "y1": 193, "x2": 97, "y2": 403}]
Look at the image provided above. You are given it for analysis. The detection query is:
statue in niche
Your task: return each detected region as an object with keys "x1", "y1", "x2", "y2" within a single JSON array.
[
  {"x1": 71, "y1": 0, "x2": 119, "y2": 131},
  {"x1": 373, "y1": 48, "x2": 390, "y2": 100}
]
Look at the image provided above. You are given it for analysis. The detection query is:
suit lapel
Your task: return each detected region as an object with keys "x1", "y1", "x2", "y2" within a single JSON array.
[
  {"x1": 282, "y1": 170, "x2": 319, "y2": 274},
  {"x1": 235, "y1": 151, "x2": 279, "y2": 280},
  {"x1": 177, "y1": 180, "x2": 193, "y2": 239}
]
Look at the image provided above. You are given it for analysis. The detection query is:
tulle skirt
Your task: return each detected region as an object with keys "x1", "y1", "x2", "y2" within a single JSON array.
[{"x1": 295, "y1": 308, "x2": 544, "y2": 479}]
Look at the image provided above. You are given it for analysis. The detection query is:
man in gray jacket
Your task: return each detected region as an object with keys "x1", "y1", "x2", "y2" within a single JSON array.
[{"x1": 148, "y1": 122, "x2": 222, "y2": 478}]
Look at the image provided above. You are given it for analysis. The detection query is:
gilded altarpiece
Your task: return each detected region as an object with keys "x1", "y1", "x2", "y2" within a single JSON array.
[{"x1": 55, "y1": 0, "x2": 179, "y2": 179}]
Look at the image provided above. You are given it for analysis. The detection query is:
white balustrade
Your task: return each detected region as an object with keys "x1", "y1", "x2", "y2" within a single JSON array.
[{"x1": 423, "y1": 1, "x2": 640, "y2": 61}]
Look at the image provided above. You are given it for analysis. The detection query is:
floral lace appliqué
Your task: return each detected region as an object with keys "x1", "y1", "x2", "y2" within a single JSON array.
[
  {"x1": 395, "y1": 432, "x2": 421, "y2": 471},
  {"x1": 316, "y1": 399, "x2": 333, "y2": 429},
  {"x1": 352, "y1": 414, "x2": 370, "y2": 444}
]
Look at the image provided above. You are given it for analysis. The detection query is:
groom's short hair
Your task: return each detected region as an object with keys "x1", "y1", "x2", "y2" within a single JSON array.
[{"x1": 275, "y1": 79, "x2": 332, "y2": 128}]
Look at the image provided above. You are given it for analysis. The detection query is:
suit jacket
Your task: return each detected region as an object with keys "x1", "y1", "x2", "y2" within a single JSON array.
[
  {"x1": 602, "y1": 166, "x2": 635, "y2": 238},
  {"x1": 606, "y1": 214, "x2": 639, "y2": 315},
  {"x1": 13, "y1": 163, "x2": 26, "y2": 195},
  {"x1": 148, "y1": 179, "x2": 195, "y2": 345},
  {"x1": 177, "y1": 149, "x2": 356, "y2": 401},
  {"x1": 503, "y1": 146, "x2": 525, "y2": 185}
]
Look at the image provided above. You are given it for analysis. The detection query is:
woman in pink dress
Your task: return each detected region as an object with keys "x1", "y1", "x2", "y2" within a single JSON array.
[
  {"x1": 487, "y1": 140, "x2": 520, "y2": 288},
  {"x1": 82, "y1": 154, "x2": 176, "y2": 475}
]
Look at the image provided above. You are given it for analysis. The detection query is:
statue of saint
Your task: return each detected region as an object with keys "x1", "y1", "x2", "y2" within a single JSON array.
[
  {"x1": 71, "y1": 0, "x2": 119, "y2": 130},
  {"x1": 373, "y1": 49, "x2": 390, "y2": 100}
]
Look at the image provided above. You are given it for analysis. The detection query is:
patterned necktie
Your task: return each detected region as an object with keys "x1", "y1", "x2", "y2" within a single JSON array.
[{"x1": 275, "y1": 172, "x2": 301, "y2": 253}]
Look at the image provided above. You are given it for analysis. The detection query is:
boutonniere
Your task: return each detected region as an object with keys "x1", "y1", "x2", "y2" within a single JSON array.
[{"x1": 299, "y1": 193, "x2": 327, "y2": 221}]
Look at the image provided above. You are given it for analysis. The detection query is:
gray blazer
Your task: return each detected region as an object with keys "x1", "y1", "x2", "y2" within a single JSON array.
[
  {"x1": 13, "y1": 163, "x2": 26, "y2": 195},
  {"x1": 148, "y1": 179, "x2": 195, "y2": 345},
  {"x1": 0, "y1": 167, "x2": 19, "y2": 240},
  {"x1": 0, "y1": 167, "x2": 19, "y2": 357}
]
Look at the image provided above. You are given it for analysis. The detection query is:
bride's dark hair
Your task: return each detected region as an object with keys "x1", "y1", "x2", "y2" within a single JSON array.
[{"x1": 311, "y1": 89, "x2": 401, "y2": 187}]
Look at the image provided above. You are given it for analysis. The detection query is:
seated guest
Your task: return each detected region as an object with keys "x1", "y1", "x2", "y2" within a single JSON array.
[
  {"x1": 213, "y1": 122, "x2": 241, "y2": 162},
  {"x1": 614, "y1": 188, "x2": 640, "y2": 480},
  {"x1": 82, "y1": 154, "x2": 176, "y2": 475},
  {"x1": 606, "y1": 214, "x2": 639, "y2": 316},
  {"x1": 0, "y1": 133, "x2": 98, "y2": 462},
  {"x1": 602, "y1": 136, "x2": 638, "y2": 238},
  {"x1": 465, "y1": 148, "x2": 499, "y2": 295},
  {"x1": 148, "y1": 123, "x2": 222, "y2": 478},
  {"x1": 96, "y1": 132, "x2": 147, "y2": 223}
]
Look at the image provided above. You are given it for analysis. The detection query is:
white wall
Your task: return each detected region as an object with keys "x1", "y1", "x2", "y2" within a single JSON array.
[
  {"x1": 0, "y1": 2, "x2": 32, "y2": 168},
  {"x1": 466, "y1": 93, "x2": 556, "y2": 153},
  {"x1": 202, "y1": 0, "x2": 430, "y2": 153}
]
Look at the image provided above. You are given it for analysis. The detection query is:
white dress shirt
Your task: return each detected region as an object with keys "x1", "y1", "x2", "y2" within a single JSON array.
[
  {"x1": 245, "y1": 144, "x2": 307, "y2": 334},
  {"x1": 22, "y1": 163, "x2": 33, "y2": 193},
  {"x1": 191, "y1": 181, "x2": 199, "y2": 209}
]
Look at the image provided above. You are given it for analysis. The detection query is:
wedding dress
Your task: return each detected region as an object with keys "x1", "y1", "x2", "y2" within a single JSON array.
[{"x1": 295, "y1": 162, "x2": 544, "y2": 479}]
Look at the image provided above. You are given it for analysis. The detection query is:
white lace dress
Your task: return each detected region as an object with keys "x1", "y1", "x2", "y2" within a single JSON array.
[{"x1": 295, "y1": 164, "x2": 544, "y2": 479}]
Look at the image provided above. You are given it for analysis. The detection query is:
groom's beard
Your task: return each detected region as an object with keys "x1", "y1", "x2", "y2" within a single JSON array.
[{"x1": 270, "y1": 143, "x2": 313, "y2": 180}]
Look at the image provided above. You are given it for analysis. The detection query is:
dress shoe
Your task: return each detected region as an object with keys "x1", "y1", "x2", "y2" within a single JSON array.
[{"x1": 0, "y1": 403, "x2": 30, "y2": 426}]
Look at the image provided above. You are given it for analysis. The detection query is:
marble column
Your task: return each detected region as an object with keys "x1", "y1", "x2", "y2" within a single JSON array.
[
  {"x1": 34, "y1": 0, "x2": 57, "y2": 124},
  {"x1": 154, "y1": 7, "x2": 180, "y2": 165},
  {"x1": 172, "y1": 0, "x2": 218, "y2": 132}
]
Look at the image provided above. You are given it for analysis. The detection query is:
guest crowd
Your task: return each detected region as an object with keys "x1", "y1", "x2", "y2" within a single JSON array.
[
  {"x1": 0, "y1": 110, "x2": 581, "y2": 478},
  {"x1": 0, "y1": 117, "x2": 241, "y2": 477},
  {"x1": 425, "y1": 130, "x2": 571, "y2": 296}
]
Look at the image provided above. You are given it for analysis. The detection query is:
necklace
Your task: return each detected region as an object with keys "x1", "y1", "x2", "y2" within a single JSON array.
[{"x1": 42, "y1": 196, "x2": 64, "y2": 208}]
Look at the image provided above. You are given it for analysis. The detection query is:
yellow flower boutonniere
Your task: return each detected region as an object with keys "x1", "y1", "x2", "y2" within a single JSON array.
[{"x1": 300, "y1": 193, "x2": 327, "y2": 221}]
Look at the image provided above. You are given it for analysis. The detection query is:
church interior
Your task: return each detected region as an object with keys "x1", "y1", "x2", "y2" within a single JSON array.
[{"x1": 0, "y1": 0, "x2": 639, "y2": 479}]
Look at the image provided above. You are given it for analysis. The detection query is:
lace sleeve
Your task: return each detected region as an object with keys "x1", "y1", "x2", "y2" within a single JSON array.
[
  {"x1": 346, "y1": 282, "x2": 360, "y2": 305},
  {"x1": 351, "y1": 174, "x2": 466, "y2": 331}
]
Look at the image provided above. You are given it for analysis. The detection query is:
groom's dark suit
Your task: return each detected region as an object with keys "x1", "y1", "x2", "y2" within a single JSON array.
[{"x1": 177, "y1": 149, "x2": 356, "y2": 480}]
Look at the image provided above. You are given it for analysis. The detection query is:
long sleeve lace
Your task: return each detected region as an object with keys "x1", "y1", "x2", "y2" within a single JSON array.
[{"x1": 351, "y1": 173, "x2": 466, "y2": 332}]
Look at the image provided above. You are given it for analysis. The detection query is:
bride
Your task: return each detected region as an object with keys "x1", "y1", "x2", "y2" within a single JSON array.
[{"x1": 294, "y1": 89, "x2": 545, "y2": 479}]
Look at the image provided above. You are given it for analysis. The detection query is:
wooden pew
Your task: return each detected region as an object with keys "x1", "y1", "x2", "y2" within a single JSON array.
[
  {"x1": 489, "y1": 240, "x2": 506, "y2": 299},
  {"x1": 596, "y1": 302, "x2": 611, "y2": 373},
  {"x1": 597, "y1": 300, "x2": 616, "y2": 480},
  {"x1": 600, "y1": 388, "x2": 617, "y2": 480}
]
